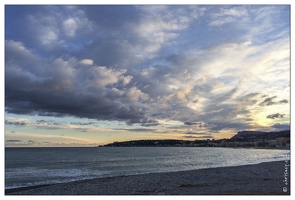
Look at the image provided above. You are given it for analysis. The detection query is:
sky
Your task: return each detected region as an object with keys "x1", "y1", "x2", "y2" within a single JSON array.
[{"x1": 4, "y1": 4, "x2": 291, "y2": 147}]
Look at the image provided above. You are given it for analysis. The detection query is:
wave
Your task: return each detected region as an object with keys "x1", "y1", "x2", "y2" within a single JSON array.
[{"x1": 5, "y1": 147, "x2": 290, "y2": 189}]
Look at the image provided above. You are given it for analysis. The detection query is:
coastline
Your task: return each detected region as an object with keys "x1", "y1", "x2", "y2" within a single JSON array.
[{"x1": 6, "y1": 160, "x2": 290, "y2": 195}]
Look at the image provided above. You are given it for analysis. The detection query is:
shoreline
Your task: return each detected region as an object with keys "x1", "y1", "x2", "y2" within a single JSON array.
[{"x1": 6, "y1": 160, "x2": 290, "y2": 195}]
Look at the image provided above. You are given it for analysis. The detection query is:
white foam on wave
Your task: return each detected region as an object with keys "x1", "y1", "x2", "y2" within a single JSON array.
[{"x1": 5, "y1": 167, "x2": 111, "y2": 189}]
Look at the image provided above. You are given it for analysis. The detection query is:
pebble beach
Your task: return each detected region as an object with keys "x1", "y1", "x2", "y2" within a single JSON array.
[{"x1": 5, "y1": 160, "x2": 290, "y2": 195}]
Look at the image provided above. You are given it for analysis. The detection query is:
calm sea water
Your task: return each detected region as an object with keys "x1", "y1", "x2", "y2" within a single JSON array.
[{"x1": 5, "y1": 147, "x2": 290, "y2": 189}]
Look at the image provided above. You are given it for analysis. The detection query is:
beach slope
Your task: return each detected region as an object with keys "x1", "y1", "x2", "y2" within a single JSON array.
[{"x1": 6, "y1": 161, "x2": 290, "y2": 195}]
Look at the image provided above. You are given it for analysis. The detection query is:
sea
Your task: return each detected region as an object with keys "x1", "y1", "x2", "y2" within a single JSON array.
[{"x1": 5, "y1": 147, "x2": 290, "y2": 189}]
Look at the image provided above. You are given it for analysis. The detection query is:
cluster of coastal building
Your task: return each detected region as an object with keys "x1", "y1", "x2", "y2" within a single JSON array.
[
  {"x1": 102, "y1": 130, "x2": 290, "y2": 149},
  {"x1": 202, "y1": 137, "x2": 289, "y2": 148},
  {"x1": 224, "y1": 130, "x2": 290, "y2": 148}
]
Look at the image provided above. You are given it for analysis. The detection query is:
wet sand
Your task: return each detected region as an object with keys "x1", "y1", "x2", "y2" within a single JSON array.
[{"x1": 5, "y1": 160, "x2": 290, "y2": 195}]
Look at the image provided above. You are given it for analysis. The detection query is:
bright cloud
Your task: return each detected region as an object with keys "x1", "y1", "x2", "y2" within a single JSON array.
[
  {"x1": 63, "y1": 18, "x2": 78, "y2": 37},
  {"x1": 80, "y1": 59, "x2": 94, "y2": 65}
]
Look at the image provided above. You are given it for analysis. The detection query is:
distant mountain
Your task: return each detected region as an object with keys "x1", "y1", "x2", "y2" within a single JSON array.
[
  {"x1": 103, "y1": 139, "x2": 187, "y2": 147},
  {"x1": 101, "y1": 130, "x2": 290, "y2": 147},
  {"x1": 230, "y1": 130, "x2": 290, "y2": 142}
]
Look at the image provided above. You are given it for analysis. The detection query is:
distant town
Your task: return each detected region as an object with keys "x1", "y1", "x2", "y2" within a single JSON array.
[{"x1": 101, "y1": 130, "x2": 290, "y2": 149}]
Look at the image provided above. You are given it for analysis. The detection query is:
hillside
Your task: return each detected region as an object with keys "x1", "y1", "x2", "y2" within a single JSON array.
[{"x1": 102, "y1": 130, "x2": 290, "y2": 148}]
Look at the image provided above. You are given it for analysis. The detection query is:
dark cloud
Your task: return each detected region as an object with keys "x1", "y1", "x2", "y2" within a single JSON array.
[
  {"x1": 70, "y1": 122, "x2": 98, "y2": 126},
  {"x1": 184, "y1": 122, "x2": 199, "y2": 126},
  {"x1": 138, "y1": 119, "x2": 161, "y2": 127},
  {"x1": 266, "y1": 113, "x2": 285, "y2": 119},
  {"x1": 6, "y1": 139, "x2": 22, "y2": 143},
  {"x1": 259, "y1": 96, "x2": 288, "y2": 106},
  {"x1": 36, "y1": 120, "x2": 47, "y2": 124},
  {"x1": 259, "y1": 96, "x2": 277, "y2": 106},
  {"x1": 35, "y1": 120, "x2": 62, "y2": 126},
  {"x1": 5, "y1": 120, "x2": 27, "y2": 126},
  {"x1": 184, "y1": 122, "x2": 212, "y2": 128},
  {"x1": 271, "y1": 123, "x2": 290, "y2": 130},
  {"x1": 208, "y1": 121, "x2": 252, "y2": 132},
  {"x1": 4, "y1": 5, "x2": 290, "y2": 135},
  {"x1": 279, "y1": 99, "x2": 288, "y2": 104},
  {"x1": 5, "y1": 44, "x2": 153, "y2": 125}
]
